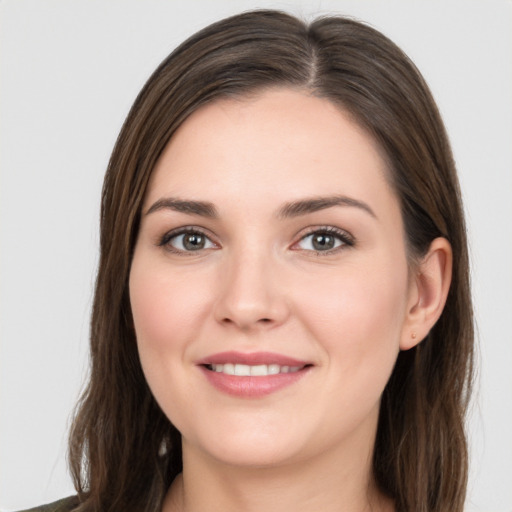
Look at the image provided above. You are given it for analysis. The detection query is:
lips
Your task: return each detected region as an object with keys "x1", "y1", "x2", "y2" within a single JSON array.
[
  {"x1": 209, "y1": 363, "x2": 302, "y2": 376},
  {"x1": 199, "y1": 351, "x2": 309, "y2": 366},
  {"x1": 197, "y1": 351, "x2": 312, "y2": 398}
]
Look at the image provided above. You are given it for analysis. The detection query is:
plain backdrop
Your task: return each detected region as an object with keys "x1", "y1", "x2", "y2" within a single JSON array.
[{"x1": 1, "y1": 1, "x2": 511, "y2": 510}]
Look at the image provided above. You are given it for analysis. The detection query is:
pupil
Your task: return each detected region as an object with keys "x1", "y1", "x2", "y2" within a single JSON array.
[
  {"x1": 313, "y1": 233, "x2": 334, "y2": 251},
  {"x1": 183, "y1": 233, "x2": 204, "y2": 250}
]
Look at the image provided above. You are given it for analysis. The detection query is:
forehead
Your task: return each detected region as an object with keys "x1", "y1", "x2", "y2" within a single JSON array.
[{"x1": 145, "y1": 88, "x2": 395, "y2": 216}]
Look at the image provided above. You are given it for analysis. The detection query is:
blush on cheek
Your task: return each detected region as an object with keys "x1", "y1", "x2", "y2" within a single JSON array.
[
  {"x1": 129, "y1": 264, "x2": 213, "y2": 356},
  {"x1": 303, "y1": 263, "x2": 406, "y2": 357},
  {"x1": 130, "y1": 279, "x2": 168, "y2": 349}
]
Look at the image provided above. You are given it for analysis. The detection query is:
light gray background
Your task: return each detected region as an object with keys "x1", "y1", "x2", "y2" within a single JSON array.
[{"x1": 1, "y1": 1, "x2": 511, "y2": 510}]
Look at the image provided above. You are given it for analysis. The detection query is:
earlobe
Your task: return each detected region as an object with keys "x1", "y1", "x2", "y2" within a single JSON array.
[{"x1": 400, "y1": 237, "x2": 453, "y2": 350}]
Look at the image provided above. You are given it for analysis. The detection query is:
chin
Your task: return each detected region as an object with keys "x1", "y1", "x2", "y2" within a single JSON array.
[
  {"x1": 180, "y1": 411, "x2": 313, "y2": 469},
  {"x1": 191, "y1": 436, "x2": 305, "y2": 469}
]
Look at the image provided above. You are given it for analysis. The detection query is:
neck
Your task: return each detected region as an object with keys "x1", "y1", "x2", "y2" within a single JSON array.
[{"x1": 162, "y1": 436, "x2": 394, "y2": 512}]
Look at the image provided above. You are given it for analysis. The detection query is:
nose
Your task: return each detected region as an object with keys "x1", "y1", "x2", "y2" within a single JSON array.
[{"x1": 213, "y1": 248, "x2": 290, "y2": 331}]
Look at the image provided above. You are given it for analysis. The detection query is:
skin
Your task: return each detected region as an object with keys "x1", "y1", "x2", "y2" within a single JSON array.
[{"x1": 129, "y1": 88, "x2": 452, "y2": 512}]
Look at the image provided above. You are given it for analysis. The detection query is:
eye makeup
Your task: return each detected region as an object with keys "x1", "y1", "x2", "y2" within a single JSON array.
[{"x1": 156, "y1": 223, "x2": 355, "y2": 257}]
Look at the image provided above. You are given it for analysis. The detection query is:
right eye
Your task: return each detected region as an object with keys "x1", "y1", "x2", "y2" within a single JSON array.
[{"x1": 160, "y1": 229, "x2": 216, "y2": 253}]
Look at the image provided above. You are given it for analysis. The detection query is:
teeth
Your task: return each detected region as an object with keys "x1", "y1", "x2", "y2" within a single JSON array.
[
  {"x1": 209, "y1": 363, "x2": 303, "y2": 376},
  {"x1": 251, "y1": 364, "x2": 267, "y2": 376},
  {"x1": 234, "y1": 364, "x2": 251, "y2": 376},
  {"x1": 268, "y1": 364, "x2": 280, "y2": 375},
  {"x1": 223, "y1": 363, "x2": 235, "y2": 375}
]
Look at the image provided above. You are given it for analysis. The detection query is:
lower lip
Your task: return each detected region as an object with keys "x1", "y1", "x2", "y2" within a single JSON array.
[{"x1": 199, "y1": 366, "x2": 311, "y2": 398}]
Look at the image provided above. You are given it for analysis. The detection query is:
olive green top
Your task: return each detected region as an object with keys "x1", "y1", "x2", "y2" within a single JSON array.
[{"x1": 17, "y1": 496, "x2": 78, "y2": 512}]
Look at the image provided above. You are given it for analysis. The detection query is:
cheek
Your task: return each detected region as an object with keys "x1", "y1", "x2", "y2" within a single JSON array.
[
  {"x1": 129, "y1": 261, "x2": 211, "y2": 355},
  {"x1": 296, "y1": 253, "x2": 408, "y2": 377},
  {"x1": 128, "y1": 257, "x2": 216, "y2": 429}
]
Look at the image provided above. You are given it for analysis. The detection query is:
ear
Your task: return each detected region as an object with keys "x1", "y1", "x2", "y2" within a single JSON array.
[{"x1": 400, "y1": 237, "x2": 453, "y2": 350}]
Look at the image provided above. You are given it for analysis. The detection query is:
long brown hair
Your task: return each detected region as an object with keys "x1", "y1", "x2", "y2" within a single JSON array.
[{"x1": 68, "y1": 10, "x2": 474, "y2": 512}]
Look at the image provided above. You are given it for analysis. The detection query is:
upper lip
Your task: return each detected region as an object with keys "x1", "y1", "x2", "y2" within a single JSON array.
[{"x1": 197, "y1": 351, "x2": 311, "y2": 367}]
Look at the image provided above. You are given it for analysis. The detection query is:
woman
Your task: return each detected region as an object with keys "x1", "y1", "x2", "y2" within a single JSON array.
[{"x1": 25, "y1": 9, "x2": 473, "y2": 512}]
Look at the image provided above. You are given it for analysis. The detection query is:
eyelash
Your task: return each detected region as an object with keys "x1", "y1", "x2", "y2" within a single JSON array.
[
  {"x1": 293, "y1": 226, "x2": 355, "y2": 255},
  {"x1": 158, "y1": 225, "x2": 355, "y2": 256},
  {"x1": 158, "y1": 226, "x2": 216, "y2": 255}
]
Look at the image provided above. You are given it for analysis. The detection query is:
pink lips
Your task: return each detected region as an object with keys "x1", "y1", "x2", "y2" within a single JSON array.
[{"x1": 197, "y1": 351, "x2": 312, "y2": 398}]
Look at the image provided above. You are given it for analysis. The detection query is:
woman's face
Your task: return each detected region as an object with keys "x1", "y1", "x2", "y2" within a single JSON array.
[{"x1": 130, "y1": 88, "x2": 415, "y2": 469}]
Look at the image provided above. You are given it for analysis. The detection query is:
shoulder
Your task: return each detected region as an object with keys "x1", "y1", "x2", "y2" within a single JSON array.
[{"x1": 16, "y1": 496, "x2": 79, "y2": 512}]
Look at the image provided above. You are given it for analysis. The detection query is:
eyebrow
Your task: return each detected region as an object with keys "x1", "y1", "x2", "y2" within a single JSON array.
[
  {"x1": 145, "y1": 198, "x2": 218, "y2": 218},
  {"x1": 145, "y1": 194, "x2": 376, "y2": 220},
  {"x1": 278, "y1": 195, "x2": 376, "y2": 219}
]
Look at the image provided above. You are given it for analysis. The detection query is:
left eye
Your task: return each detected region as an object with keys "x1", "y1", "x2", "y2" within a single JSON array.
[
  {"x1": 296, "y1": 230, "x2": 349, "y2": 252},
  {"x1": 166, "y1": 231, "x2": 216, "y2": 252}
]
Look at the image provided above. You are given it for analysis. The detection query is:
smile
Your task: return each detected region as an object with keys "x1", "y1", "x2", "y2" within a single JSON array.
[
  {"x1": 198, "y1": 351, "x2": 313, "y2": 398},
  {"x1": 207, "y1": 363, "x2": 303, "y2": 376}
]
